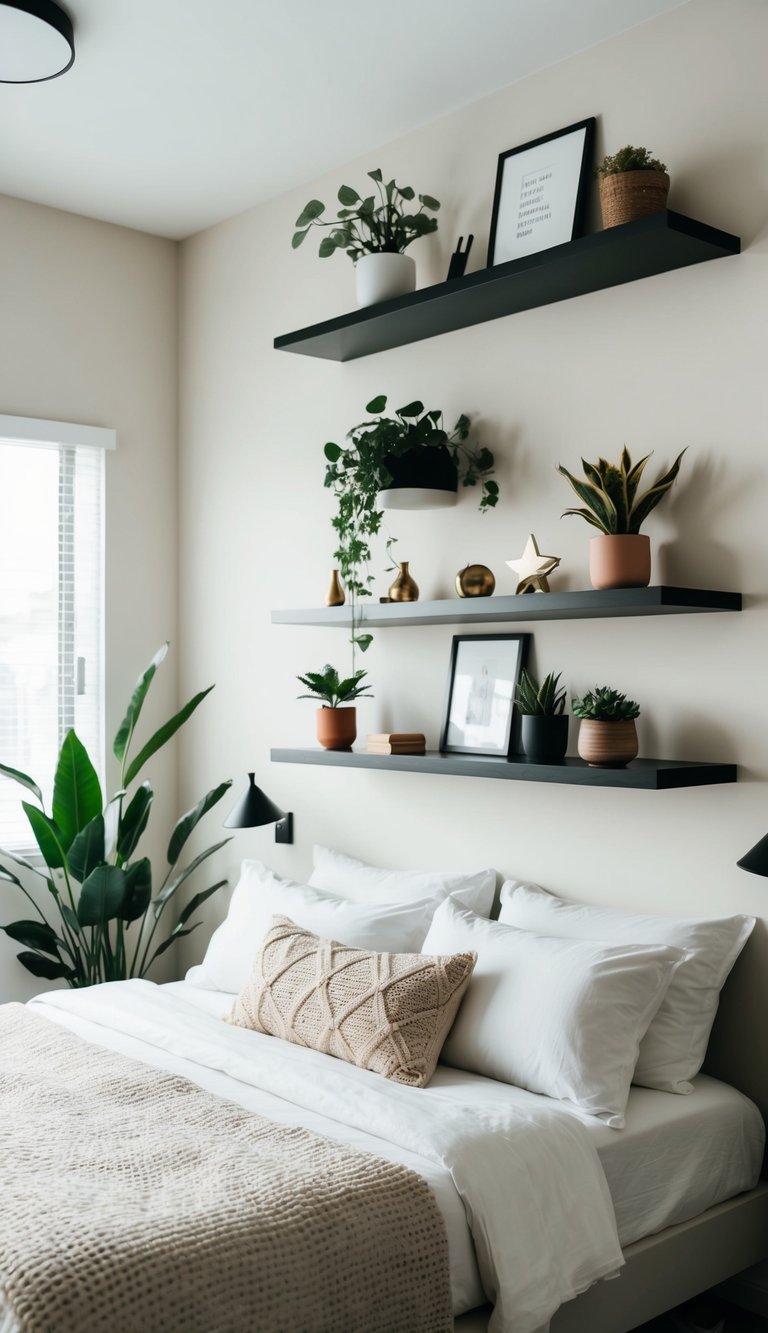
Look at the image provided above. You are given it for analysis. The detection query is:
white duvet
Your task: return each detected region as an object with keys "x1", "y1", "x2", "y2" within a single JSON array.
[{"x1": 26, "y1": 981, "x2": 624, "y2": 1333}]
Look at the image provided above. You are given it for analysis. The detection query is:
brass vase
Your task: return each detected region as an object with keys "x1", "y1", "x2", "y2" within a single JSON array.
[
  {"x1": 456, "y1": 564, "x2": 496, "y2": 598},
  {"x1": 325, "y1": 570, "x2": 345, "y2": 606},
  {"x1": 388, "y1": 561, "x2": 419, "y2": 602}
]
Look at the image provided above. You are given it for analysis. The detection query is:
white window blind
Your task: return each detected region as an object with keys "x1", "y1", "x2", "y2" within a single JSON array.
[{"x1": 0, "y1": 421, "x2": 110, "y2": 851}]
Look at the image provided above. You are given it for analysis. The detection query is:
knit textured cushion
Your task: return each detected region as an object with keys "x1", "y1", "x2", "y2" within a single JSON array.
[{"x1": 227, "y1": 915, "x2": 476, "y2": 1088}]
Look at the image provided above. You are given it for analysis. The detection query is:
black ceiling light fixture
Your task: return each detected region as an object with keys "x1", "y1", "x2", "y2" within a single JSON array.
[{"x1": 0, "y1": 0, "x2": 75, "y2": 84}]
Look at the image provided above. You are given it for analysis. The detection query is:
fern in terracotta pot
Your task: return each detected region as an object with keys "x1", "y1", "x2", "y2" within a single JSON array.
[
  {"x1": 596, "y1": 146, "x2": 669, "y2": 228},
  {"x1": 572, "y1": 686, "x2": 640, "y2": 768},
  {"x1": 297, "y1": 665, "x2": 373, "y2": 751},
  {"x1": 557, "y1": 446, "x2": 686, "y2": 590}
]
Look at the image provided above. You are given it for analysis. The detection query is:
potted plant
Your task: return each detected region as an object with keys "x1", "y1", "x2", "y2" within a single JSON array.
[
  {"x1": 572, "y1": 686, "x2": 640, "y2": 768},
  {"x1": 596, "y1": 146, "x2": 670, "y2": 228},
  {"x1": 297, "y1": 664, "x2": 373, "y2": 751},
  {"x1": 325, "y1": 394, "x2": 499, "y2": 659},
  {"x1": 292, "y1": 169, "x2": 440, "y2": 307},
  {"x1": 515, "y1": 669, "x2": 569, "y2": 763},
  {"x1": 557, "y1": 445, "x2": 686, "y2": 590},
  {"x1": 0, "y1": 645, "x2": 231, "y2": 987}
]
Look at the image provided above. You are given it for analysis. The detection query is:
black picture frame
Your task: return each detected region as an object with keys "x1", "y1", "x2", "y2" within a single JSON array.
[
  {"x1": 439, "y1": 634, "x2": 531, "y2": 759},
  {"x1": 486, "y1": 117, "x2": 596, "y2": 268}
]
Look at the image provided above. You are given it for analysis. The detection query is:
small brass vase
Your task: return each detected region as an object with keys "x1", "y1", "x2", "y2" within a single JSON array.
[
  {"x1": 388, "y1": 561, "x2": 419, "y2": 602},
  {"x1": 456, "y1": 563, "x2": 496, "y2": 598},
  {"x1": 325, "y1": 570, "x2": 345, "y2": 607}
]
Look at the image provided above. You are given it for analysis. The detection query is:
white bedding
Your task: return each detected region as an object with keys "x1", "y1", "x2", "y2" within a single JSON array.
[
  {"x1": 21, "y1": 980, "x2": 763, "y2": 1333},
  {"x1": 27, "y1": 979, "x2": 623, "y2": 1333}
]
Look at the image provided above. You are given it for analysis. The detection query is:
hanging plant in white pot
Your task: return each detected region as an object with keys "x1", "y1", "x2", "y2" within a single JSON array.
[{"x1": 292, "y1": 170, "x2": 440, "y2": 308}]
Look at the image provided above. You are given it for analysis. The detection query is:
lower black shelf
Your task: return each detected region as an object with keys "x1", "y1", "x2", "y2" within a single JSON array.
[{"x1": 270, "y1": 749, "x2": 737, "y2": 791}]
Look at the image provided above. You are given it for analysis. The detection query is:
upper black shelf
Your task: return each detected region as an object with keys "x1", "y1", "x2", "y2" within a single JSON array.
[
  {"x1": 273, "y1": 211, "x2": 740, "y2": 362},
  {"x1": 272, "y1": 586, "x2": 742, "y2": 629}
]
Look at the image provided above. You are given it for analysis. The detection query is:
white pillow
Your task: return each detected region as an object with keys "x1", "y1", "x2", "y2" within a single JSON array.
[
  {"x1": 310, "y1": 845, "x2": 496, "y2": 916},
  {"x1": 421, "y1": 899, "x2": 683, "y2": 1128},
  {"x1": 499, "y1": 880, "x2": 755, "y2": 1094},
  {"x1": 185, "y1": 861, "x2": 444, "y2": 993}
]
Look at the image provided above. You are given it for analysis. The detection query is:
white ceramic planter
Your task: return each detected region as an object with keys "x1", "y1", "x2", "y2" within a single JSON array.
[{"x1": 355, "y1": 253, "x2": 415, "y2": 308}]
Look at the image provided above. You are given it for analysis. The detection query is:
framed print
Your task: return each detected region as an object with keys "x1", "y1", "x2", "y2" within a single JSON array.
[
  {"x1": 486, "y1": 117, "x2": 595, "y2": 267},
  {"x1": 440, "y1": 634, "x2": 530, "y2": 758}
]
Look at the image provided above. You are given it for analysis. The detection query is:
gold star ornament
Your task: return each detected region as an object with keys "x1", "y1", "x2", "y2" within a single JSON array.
[{"x1": 506, "y1": 534, "x2": 561, "y2": 594}]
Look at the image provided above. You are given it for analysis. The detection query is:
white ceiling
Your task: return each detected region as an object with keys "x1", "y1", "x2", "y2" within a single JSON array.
[{"x1": 0, "y1": 0, "x2": 687, "y2": 239}]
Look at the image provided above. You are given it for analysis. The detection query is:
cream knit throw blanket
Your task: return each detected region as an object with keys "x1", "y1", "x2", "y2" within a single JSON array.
[{"x1": 0, "y1": 1005, "x2": 452, "y2": 1333}]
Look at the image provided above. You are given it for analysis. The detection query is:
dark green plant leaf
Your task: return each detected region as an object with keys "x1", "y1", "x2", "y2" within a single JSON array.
[
  {"x1": 167, "y1": 781, "x2": 232, "y2": 865},
  {"x1": 353, "y1": 634, "x2": 373, "y2": 653},
  {"x1": 68, "y1": 814, "x2": 105, "y2": 883},
  {"x1": 123, "y1": 685, "x2": 214, "y2": 787},
  {"x1": 629, "y1": 449, "x2": 686, "y2": 533},
  {"x1": 294, "y1": 199, "x2": 325, "y2": 227},
  {"x1": 365, "y1": 395, "x2": 387, "y2": 414},
  {"x1": 177, "y1": 881, "x2": 228, "y2": 929},
  {"x1": 147, "y1": 924, "x2": 200, "y2": 965},
  {"x1": 367, "y1": 168, "x2": 383, "y2": 183},
  {"x1": 52, "y1": 731, "x2": 103, "y2": 851},
  {"x1": 117, "y1": 783, "x2": 153, "y2": 861},
  {"x1": 16, "y1": 950, "x2": 71, "y2": 980},
  {"x1": 152, "y1": 838, "x2": 232, "y2": 917},
  {"x1": 0, "y1": 762, "x2": 43, "y2": 806},
  {"x1": 324, "y1": 442, "x2": 342, "y2": 462},
  {"x1": 60, "y1": 903, "x2": 82, "y2": 935},
  {"x1": 2, "y1": 919, "x2": 61, "y2": 954},
  {"x1": 291, "y1": 229, "x2": 308, "y2": 249},
  {"x1": 318, "y1": 236, "x2": 337, "y2": 258},
  {"x1": 77, "y1": 865, "x2": 127, "y2": 926},
  {"x1": 337, "y1": 185, "x2": 360, "y2": 206},
  {"x1": 119, "y1": 858, "x2": 152, "y2": 922},
  {"x1": 419, "y1": 194, "x2": 440, "y2": 210},
  {"x1": 397, "y1": 400, "x2": 424, "y2": 418},
  {"x1": 22, "y1": 803, "x2": 66, "y2": 869},
  {"x1": 113, "y1": 643, "x2": 169, "y2": 763}
]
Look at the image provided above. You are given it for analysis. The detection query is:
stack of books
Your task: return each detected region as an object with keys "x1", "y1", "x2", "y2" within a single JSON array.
[{"x1": 367, "y1": 732, "x2": 426, "y2": 755}]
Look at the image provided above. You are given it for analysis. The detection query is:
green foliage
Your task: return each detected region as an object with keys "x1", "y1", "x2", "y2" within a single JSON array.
[
  {"x1": 515, "y1": 669, "x2": 567, "y2": 717},
  {"x1": 292, "y1": 170, "x2": 440, "y2": 260},
  {"x1": 297, "y1": 665, "x2": 374, "y2": 709},
  {"x1": 596, "y1": 146, "x2": 668, "y2": 177},
  {"x1": 557, "y1": 446, "x2": 686, "y2": 535},
  {"x1": 572, "y1": 686, "x2": 640, "y2": 721},
  {"x1": 0, "y1": 647, "x2": 231, "y2": 987}
]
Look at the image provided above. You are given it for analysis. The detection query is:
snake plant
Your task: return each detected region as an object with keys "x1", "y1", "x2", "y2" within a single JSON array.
[
  {"x1": 515, "y1": 670, "x2": 567, "y2": 717},
  {"x1": 557, "y1": 446, "x2": 686, "y2": 535}
]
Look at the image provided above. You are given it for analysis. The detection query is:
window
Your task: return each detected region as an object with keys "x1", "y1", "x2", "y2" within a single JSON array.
[{"x1": 0, "y1": 415, "x2": 114, "y2": 851}]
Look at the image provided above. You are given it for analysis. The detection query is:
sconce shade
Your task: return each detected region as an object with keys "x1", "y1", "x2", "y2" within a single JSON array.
[
  {"x1": 737, "y1": 831, "x2": 768, "y2": 879},
  {"x1": 224, "y1": 773, "x2": 286, "y2": 829}
]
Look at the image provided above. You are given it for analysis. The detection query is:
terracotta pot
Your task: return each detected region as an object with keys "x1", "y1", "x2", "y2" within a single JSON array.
[
  {"x1": 521, "y1": 714, "x2": 569, "y2": 764},
  {"x1": 577, "y1": 718, "x2": 638, "y2": 768},
  {"x1": 316, "y1": 706, "x2": 356, "y2": 751},
  {"x1": 599, "y1": 171, "x2": 670, "y2": 228},
  {"x1": 589, "y1": 534, "x2": 651, "y2": 590}
]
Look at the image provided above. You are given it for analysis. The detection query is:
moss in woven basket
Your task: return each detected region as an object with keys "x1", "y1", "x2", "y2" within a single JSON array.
[
  {"x1": 596, "y1": 146, "x2": 668, "y2": 177},
  {"x1": 572, "y1": 687, "x2": 640, "y2": 721},
  {"x1": 557, "y1": 446, "x2": 686, "y2": 535}
]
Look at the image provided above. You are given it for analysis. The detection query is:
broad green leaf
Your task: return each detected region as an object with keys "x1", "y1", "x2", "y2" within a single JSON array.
[
  {"x1": 68, "y1": 815, "x2": 105, "y2": 883},
  {"x1": 0, "y1": 762, "x2": 43, "y2": 805},
  {"x1": 22, "y1": 803, "x2": 66, "y2": 869},
  {"x1": 291, "y1": 229, "x2": 308, "y2": 249},
  {"x1": 2, "y1": 919, "x2": 61, "y2": 954},
  {"x1": 397, "y1": 400, "x2": 424, "y2": 418},
  {"x1": 119, "y1": 858, "x2": 152, "y2": 922},
  {"x1": 365, "y1": 395, "x2": 387, "y2": 414},
  {"x1": 337, "y1": 185, "x2": 360, "y2": 206},
  {"x1": 294, "y1": 199, "x2": 325, "y2": 227},
  {"x1": 318, "y1": 236, "x2": 337, "y2": 258},
  {"x1": 60, "y1": 903, "x2": 82, "y2": 935},
  {"x1": 167, "y1": 783, "x2": 232, "y2": 865},
  {"x1": 177, "y1": 881, "x2": 227, "y2": 929},
  {"x1": 367, "y1": 168, "x2": 383, "y2": 183},
  {"x1": 153, "y1": 838, "x2": 232, "y2": 916},
  {"x1": 113, "y1": 643, "x2": 169, "y2": 763},
  {"x1": 419, "y1": 193, "x2": 440, "y2": 210},
  {"x1": 16, "y1": 951, "x2": 71, "y2": 980},
  {"x1": 117, "y1": 783, "x2": 153, "y2": 861},
  {"x1": 557, "y1": 465, "x2": 617, "y2": 534},
  {"x1": 324, "y1": 442, "x2": 342, "y2": 462},
  {"x1": 77, "y1": 865, "x2": 127, "y2": 926},
  {"x1": 353, "y1": 633, "x2": 373, "y2": 653},
  {"x1": 52, "y1": 731, "x2": 103, "y2": 852},
  {"x1": 123, "y1": 685, "x2": 214, "y2": 788}
]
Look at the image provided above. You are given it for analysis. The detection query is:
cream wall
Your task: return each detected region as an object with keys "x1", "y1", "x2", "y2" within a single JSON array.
[
  {"x1": 0, "y1": 195, "x2": 178, "y2": 1001},
  {"x1": 178, "y1": 0, "x2": 768, "y2": 1114}
]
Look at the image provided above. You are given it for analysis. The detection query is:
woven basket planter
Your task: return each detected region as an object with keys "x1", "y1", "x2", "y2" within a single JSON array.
[{"x1": 599, "y1": 171, "x2": 670, "y2": 228}]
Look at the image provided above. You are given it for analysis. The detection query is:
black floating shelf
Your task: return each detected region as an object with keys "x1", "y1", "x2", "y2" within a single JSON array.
[
  {"x1": 274, "y1": 212, "x2": 740, "y2": 362},
  {"x1": 272, "y1": 586, "x2": 742, "y2": 629},
  {"x1": 271, "y1": 749, "x2": 737, "y2": 791}
]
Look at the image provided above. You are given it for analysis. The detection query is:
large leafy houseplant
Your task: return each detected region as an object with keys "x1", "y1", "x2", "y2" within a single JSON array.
[
  {"x1": 292, "y1": 170, "x2": 439, "y2": 259},
  {"x1": 324, "y1": 394, "x2": 498, "y2": 665},
  {"x1": 0, "y1": 645, "x2": 231, "y2": 986}
]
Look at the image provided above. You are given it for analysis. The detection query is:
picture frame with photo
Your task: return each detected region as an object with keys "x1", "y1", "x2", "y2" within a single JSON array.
[
  {"x1": 486, "y1": 117, "x2": 596, "y2": 268},
  {"x1": 440, "y1": 633, "x2": 531, "y2": 758}
]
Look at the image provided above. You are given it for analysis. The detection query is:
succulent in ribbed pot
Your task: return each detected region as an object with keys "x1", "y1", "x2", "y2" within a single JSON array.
[
  {"x1": 297, "y1": 664, "x2": 374, "y2": 751},
  {"x1": 0, "y1": 645, "x2": 231, "y2": 987},
  {"x1": 596, "y1": 146, "x2": 670, "y2": 228},
  {"x1": 572, "y1": 686, "x2": 640, "y2": 768},
  {"x1": 557, "y1": 445, "x2": 686, "y2": 590},
  {"x1": 515, "y1": 669, "x2": 569, "y2": 763}
]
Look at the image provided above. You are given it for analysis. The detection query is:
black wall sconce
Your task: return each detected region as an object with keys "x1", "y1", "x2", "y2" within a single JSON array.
[{"x1": 224, "y1": 773, "x2": 293, "y2": 844}]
